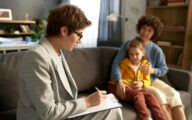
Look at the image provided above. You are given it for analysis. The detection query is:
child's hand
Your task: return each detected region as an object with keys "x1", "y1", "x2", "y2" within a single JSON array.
[
  {"x1": 117, "y1": 80, "x2": 126, "y2": 99},
  {"x1": 131, "y1": 81, "x2": 143, "y2": 90}
]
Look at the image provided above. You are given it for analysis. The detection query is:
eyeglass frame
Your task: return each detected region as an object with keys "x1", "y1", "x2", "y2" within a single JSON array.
[{"x1": 68, "y1": 28, "x2": 83, "y2": 40}]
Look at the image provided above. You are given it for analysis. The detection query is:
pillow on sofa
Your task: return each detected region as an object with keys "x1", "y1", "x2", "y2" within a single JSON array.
[{"x1": 159, "y1": 75, "x2": 174, "y2": 87}]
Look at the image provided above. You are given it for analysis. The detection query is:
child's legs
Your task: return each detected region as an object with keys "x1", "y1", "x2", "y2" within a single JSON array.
[
  {"x1": 126, "y1": 89, "x2": 151, "y2": 120},
  {"x1": 151, "y1": 79, "x2": 183, "y2": 108},
  {"x1": 108, "y1": 84, "x2": 151, "y2": 119},
  {"x1": 143, "y1": 92, "x2": 167, "y2": 120},
  {"x1": 107, "y1": 84, "x2": 124, "y2": 100}
]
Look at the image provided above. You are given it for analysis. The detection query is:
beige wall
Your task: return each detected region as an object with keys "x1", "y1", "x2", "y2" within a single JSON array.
[
  {"x1": 121, "y1": 0, "x2": 146, "y2": 43},
  {"x1": 0, "y1": 0, "x2": 59, "y2": 20}
]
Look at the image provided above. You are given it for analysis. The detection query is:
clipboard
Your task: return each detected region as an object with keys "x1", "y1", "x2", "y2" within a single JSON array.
[{"x1": 67, "y1": 93, "x2": 122, "y2": 119}]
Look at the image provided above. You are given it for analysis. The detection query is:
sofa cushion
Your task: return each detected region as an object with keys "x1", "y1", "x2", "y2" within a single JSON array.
[
  {"x1": 63, "y1": 48, "x2": 103, "y2": 92},
  {"x1": 121, "y1": 103, "x2": 137, "y2": 120},
  {"x1": 0, "y1": 52, "x2": 24, "y2": 111},
  {"x1": 101, "y1": 47, "x2": 119, "y2": 89},
  {"x1": 179, "y1": 91, "x2": 191, "y2": 108}
]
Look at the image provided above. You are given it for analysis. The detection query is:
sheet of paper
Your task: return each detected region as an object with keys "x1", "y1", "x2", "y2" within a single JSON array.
[{"x1": 67, "y1": 93, "x2": 122, "y2": 119}]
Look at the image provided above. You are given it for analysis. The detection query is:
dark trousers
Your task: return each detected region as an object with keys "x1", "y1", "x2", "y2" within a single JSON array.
[{"x1": 108, "y1": 84, "x2": 166, "y2": 120}]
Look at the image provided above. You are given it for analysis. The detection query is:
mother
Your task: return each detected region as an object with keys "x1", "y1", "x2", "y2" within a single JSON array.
[{"x1": 110, "y1": 15, "x2": 186, "y2": 120}]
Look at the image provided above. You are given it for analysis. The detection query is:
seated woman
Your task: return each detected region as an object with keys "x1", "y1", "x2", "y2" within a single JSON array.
[
  {"x1": 110, "y1": 14, "x2": 186, "y2": 120},
  {"x1": 17, "y1": 4, "x2": 123, "y2": 120}
]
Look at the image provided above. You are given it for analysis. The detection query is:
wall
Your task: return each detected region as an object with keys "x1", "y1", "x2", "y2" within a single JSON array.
[
  {"x1": 121, "y1": 0, "x2": 146, "y2": 42},
  {"x1": 0, "y1": 0, "x2": 60, "y2": 20},
  {"x1": 0, "y1": 0, "x2": 146, "y2": 44}
]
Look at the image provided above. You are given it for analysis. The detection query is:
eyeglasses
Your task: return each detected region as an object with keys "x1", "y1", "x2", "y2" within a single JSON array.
[{"x1": 68, "y1": 28, "x2": 83, "y2": 40}]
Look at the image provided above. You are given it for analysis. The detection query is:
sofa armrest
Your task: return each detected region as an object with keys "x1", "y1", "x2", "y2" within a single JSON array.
[{"x1": 167, "y1": 67, "x2": 192, "y2": 94}]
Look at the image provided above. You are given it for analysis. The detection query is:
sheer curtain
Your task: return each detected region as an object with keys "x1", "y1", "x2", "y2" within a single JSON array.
[{"x1": 70, "y1": 0, "x2": 101, "y2": 48}]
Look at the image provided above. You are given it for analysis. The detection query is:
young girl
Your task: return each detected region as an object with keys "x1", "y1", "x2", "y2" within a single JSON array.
[{"x1": 108, "y1": 38, "x2": 166, "y2": 120}]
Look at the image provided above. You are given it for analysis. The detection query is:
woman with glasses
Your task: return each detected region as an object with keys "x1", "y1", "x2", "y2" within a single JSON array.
[{"x1": 17, "y1": 4, "x2": 123, "y2": 120}]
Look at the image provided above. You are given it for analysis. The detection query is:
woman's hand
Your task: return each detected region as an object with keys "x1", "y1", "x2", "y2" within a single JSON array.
[
  {"x1": 85, "y1": 90, "x2": 107, "y2": 108},
  {"x1": 130, "y1": 81, "x2": 143, "y2": 90},
  {"x1": 139, "y1": 62, "x2": 155, "y2": 74},
  {"x1": 117, "y1": 80, "x2": 127, "y2": 99}
]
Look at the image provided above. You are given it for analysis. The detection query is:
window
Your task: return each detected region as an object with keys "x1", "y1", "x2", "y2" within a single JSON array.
[{"x1": 70, "y1": 0, "x2": 101, "y2": 48}]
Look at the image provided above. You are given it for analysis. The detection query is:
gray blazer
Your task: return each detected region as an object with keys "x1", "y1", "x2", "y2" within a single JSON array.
[{"x1": 17, "y1": 37, "x2": 87, "y2": 120}]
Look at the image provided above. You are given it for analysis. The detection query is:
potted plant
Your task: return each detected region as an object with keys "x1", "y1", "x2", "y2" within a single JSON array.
[{"x1": 31, "y1": 17, "x2": 47, "y2": 42}]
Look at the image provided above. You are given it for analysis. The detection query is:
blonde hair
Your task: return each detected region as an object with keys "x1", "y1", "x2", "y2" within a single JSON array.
[{"x1": 126, "y1": 37, "x2": 147, "y2": 60}]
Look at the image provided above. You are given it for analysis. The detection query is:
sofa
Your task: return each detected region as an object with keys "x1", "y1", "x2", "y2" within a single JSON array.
[{"x1": 0, "y1": 47, "x2": 191, "y2": 120}]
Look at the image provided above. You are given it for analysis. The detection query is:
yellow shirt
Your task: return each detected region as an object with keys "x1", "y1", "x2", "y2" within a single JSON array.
[{"x1": 109, "y1": 58, "x2": 151, "y2": 87}]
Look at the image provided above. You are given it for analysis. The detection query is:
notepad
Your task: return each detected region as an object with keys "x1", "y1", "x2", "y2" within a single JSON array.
[{"x1": 67, "y1": 93, "x2": 122, "y2": 119}]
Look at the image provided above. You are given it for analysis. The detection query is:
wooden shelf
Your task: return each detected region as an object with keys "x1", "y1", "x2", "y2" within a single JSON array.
[
  {"x1": 158, "y1": 44, "x2": 184, "y2": 49},
  {"x1": 146, "y1": 0, "x2": 192, "y2": 70},
  {"x1": 167, "y1": 63, "x2": 182, "y2": 69},
  {"x1": 147, "y1": 4, "x2": 188, "y2": 9},
  {"x1": 163, "y1": 29, "x2": 185, "y2": 32},
  {"x1": 0, "y1": 33, "x2": 33, "y2": 35},
  {"x1": 163, "y1": 26, "x2": 186, "y2": 32},
  {"x1": 0, "y1": 20, "x2": 35, "y2": 38},
  {"x1": 0, "y1": 20, "x2": 35, "y2": 24}
]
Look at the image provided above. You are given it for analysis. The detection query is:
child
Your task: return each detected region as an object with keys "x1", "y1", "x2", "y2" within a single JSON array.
[{"x1": 108, "y1": 38, "x2": 166, "y2": 120}]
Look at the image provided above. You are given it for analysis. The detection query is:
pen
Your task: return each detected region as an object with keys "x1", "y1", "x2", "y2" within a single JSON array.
[{"x1": 94, "y1": 87, "x2": 100, "y2": 91}]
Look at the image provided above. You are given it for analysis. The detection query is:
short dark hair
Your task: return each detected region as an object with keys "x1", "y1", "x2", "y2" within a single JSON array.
[
  {"x1": 46, "y1": 4, "x2": 91, "y2": 37},
  {"x1": 136, "y1": 15, "x2": 163, "y2": 41}
]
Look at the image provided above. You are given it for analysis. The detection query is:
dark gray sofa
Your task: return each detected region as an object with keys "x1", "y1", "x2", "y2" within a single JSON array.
[{"x1": 0, "y1": 47, "x2": 191, "y2": 120}]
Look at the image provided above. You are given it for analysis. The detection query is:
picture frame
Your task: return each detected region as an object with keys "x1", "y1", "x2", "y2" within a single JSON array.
[{"x1": 0, "y1": 9, "x2": 12, "y2": 20}]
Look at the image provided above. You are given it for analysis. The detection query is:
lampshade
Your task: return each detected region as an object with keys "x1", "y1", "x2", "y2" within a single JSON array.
[
  {"x1": 106, "y1": 12, "x2": 128, "y2": 22},
  {"x1": 106, "y1": 12, "x2": 118, "y2": 21}
]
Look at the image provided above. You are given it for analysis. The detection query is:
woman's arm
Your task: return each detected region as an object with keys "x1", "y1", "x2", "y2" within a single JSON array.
[
  {"x1": 153, "y1": 48, "x2": 168, "y2": 77},
  {"x1": 141, "y1": 45, "x2": 168, "y2": 79},
  {"x1": 116, "y1": 61, "x2": 129, "y2": 99},
  {"x1": 111, "y1": 41, "x2": 130, "y2": 82}
]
